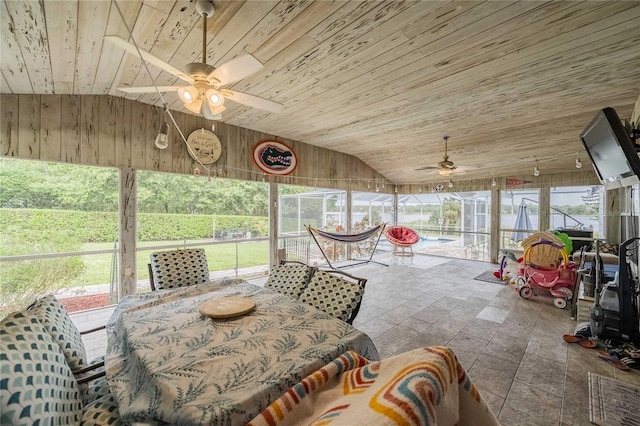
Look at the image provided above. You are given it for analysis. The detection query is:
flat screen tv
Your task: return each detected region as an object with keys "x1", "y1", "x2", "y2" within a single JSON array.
[{"x1": 580, "y1": 107, "x2": 640, "y2": 189}]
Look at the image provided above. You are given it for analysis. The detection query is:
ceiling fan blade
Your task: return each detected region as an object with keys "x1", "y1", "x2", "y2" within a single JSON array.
[
  {"x1": 208, "y1": 54, "x2": 263, "y2": 86},
  {"x1": 104, "y1": 36, "x2": 193, "y2": 84},
  {"x1": 415, "y1": 166, "x2": 438, "y2": 171},
  {"x1": 222, "y1": 90, "x2": 284, "y2": 113},
  {"x1": 117, "y1": 86, "x2": 182, "y2": 94}
]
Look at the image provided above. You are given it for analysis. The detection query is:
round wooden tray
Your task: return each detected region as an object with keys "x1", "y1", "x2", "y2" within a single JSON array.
[{"x1": 199, "y1": 297, "x2": 256, "y2": 319}]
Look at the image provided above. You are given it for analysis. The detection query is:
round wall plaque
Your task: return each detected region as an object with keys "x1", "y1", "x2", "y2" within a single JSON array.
[
  {"x1": 186, "y1": 129, "x2": 222, "y2": 165},
  {"x1": 252, "y1": 139, "x2": 297, "y2": 175}
]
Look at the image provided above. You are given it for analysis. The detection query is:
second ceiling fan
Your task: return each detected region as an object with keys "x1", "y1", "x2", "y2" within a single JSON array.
[
  {"x1": 106, "y1": 0, "x2": 283, "y2": 119},
  {"x1": 416, "y1": 136, "x2": 461, "y2": 176}
]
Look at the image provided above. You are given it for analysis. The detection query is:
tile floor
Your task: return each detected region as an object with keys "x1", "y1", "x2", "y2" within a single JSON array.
[{"x1": 73, "y1": 254, "x2": 640, "y2": 425}]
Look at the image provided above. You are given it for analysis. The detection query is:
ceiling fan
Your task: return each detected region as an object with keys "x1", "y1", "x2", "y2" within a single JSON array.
[
  {"x1": 105, "y1": 0, "x2": 283, "y2": 120},
  {"x1": 415, "y1": 136, "x2": 460, "y2": 176}
]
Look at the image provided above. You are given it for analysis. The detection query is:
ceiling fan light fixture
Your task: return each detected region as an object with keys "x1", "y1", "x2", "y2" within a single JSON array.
[
  {"x1": 178, "y1": 86, "x2": 198, "y2": 104},
  {"x1": 438, "y1": 168, "x2": 453, "y2": 177},
  {"x1": 575, "y1": 154, "x2": 582, "y2": 169},
  {"x1": 184, "y1": 98, "x2": 202, "y2": 114},
  {"x1": 205, "y1": 88, "x2": 225, "y2": 108},
  {"x1": 200, "y1": 100, "x2": 215, "y2": 120}
]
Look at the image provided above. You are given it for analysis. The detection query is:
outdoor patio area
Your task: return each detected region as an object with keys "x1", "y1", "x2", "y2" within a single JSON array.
[{"x1": 72, "y1": 253, "x2": 640, "y2": 425}]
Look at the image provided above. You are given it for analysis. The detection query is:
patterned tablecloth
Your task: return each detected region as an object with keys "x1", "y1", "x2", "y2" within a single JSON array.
[{"x1": 105, "y1": 280, "x2": 380, "y2": 425}]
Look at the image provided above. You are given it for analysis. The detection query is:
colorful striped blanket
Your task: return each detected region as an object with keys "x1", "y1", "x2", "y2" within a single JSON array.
[{"x1": 248, "y1": 346, "x2": 499, "y2": 426}]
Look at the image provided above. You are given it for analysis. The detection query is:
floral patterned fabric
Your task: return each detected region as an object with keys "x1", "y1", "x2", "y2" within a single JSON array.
[
  {"x1": 0, "y1": 310, "x2": 83, "y2": 425},
  {"x1": 28, "y1": 294, "x2": 88, "y2": 371},
  {"x1": 264, "y1": 263, "x2": 314, "y2": 298},
  {"x1": 105, "y1": 281, "x2": 379, "y2": 425},
  {"x1": 298, "y1": 270, "x2": 364, "y2": 323}
]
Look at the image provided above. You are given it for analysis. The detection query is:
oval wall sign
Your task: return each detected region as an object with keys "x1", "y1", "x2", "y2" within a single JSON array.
[{"x1": 252, "y1": 140, "x2": 297, "y2": 175}]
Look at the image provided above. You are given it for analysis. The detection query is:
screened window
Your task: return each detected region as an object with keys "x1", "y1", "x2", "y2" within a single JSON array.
[
  {"x1": 0, "y1": 158, "x2": 119, "y2": 315},
  {"x1": 136, "y1": 171, "x2": 269, "y2": 287}
]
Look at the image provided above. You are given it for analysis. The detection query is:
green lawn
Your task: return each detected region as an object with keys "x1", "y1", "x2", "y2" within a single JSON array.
[{"x1": 70, "y1": 240, "x2": 269, "y2": 287}]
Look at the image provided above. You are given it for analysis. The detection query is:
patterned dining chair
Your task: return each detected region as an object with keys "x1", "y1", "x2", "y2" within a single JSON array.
[
  {"x1": 28, "y1": 294, "x2": 105, "y2": 374},
  {"x1": 148, "y1": 248, "x2": 210, "y2": 291},
  {"x1": 264, "y1": 260, "x2": 316, "y2": 299},
  {"x1": 298, "y1": 269, "x2": 367, "y2": 324},
  {"x1": 0, "y1": 310, "x2": 122, "y2": 425}
]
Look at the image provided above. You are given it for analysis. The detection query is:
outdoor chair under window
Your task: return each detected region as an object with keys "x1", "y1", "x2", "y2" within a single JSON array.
[
  {"x1": 148, "y1": 248, "x2": 210, "y2": 291},
  {"x1": 298, "y1": 269, "x2": 367, "y2": 324},
  {"x1": 264, "y1": 260, "x2": 316, "y2": 299}
]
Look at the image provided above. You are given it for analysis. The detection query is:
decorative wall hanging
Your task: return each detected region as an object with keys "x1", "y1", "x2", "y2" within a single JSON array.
[
  {"x1": 252, "y1": 140, "x2": 297, "y2": 175},
  {"x1": 186, "y1": 129, "x2": 222, "y2": 165},
  {"x1": 506, "y1": 178, "x2": 533, "y2": 189}
]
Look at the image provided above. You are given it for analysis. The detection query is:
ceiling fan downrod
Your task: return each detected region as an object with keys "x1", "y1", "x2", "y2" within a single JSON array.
[{"x1": 196, "y1": 0, "x2": 215, "y2": 64}]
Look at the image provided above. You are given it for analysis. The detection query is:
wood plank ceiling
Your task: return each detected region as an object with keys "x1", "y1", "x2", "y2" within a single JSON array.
[{"x1": 2, "y1": 0, "x2": 639, "y2": 185}]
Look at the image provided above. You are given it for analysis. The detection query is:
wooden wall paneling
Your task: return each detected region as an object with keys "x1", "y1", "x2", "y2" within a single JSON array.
[
  {"x1": 254, "y1": 1, "x2": 348, "y2": 63},
  {"x1": 39, "y1": 95, "x2": 61, "y2": 162},
  {"x1": 204, "y1": 1, "x2": 277, "y2": 68},
  {"x1": 80, "y1": 96, "x2": 99, "y2": 165},
  {"x1": 115, "y1": 97, "x2": 131, "y2": 168},
  {"x1": 212, "y1": 121, "x2": 228, "y2": 179},
  {"x1": 0, "y1": 2, "x2": 31, "y2": 93},
  {"x1": 74, "y1": 1, "x2": 111, "y2": 93},
  {"x1": 4, "y1": 1, "x2": 52, "y2": 93},
  {"x1": 107, "y1": 4, "x2": 171, "y2": 98},
  {"x1": 222, "y1": 123, "x2": 238, "y2": 180},
  {"x1": 43, "y1": 0, "x2": 77, "y2": 94},
  {"x1": 129, "y1": 0, "x2": 200, "y2": 89},
  {"x1": 238, "y1": 126, "x2": 256, "y2": 182},
  {"x1": 129, "y1": 99, "x2": 147, "y2": 170},
  {"x1": 60, "y1": 95, "x2": 81, "y2": 163},
  {"x1": 98, "y1": 96, "x2": 117, "y2": 167},
  {"x1": 145, "y1": 104, "x2": 162, "y2": 171},
  {"x1": 0, "y1": 72, "x2": 9, "y2": 94},
  {"x1": 216, "y1": 1, "x2": 311, "y2": 66},
  {"x1": 434, "y1": 2, "x2": 636, "y2": 77},
  {"x1": 18, "y1": 95, "x2": 39, "y2": 159},
  {"x1": 168, "y1": 111, "x2": 187, "y2": 174},
  {"x1": 1, "y1": 94, "x2": 18, "y2": 157},
  {"x1": 93, "y1": 1, "x2": 144, "y2": 94}
]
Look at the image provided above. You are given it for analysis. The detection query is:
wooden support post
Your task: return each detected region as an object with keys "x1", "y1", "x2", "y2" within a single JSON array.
[
  {"x1": 490, "y1": 188, "x2": 500, "y2": 264},
  {"x1": 539, "y1": 186, "x2": 550, "y2": 232},
  {"x1": 269, "y1": 181, "x2": 279, "y2": 269},
  {"x1": 119, "y1": 167, "x2": 137, "y2": 297}
]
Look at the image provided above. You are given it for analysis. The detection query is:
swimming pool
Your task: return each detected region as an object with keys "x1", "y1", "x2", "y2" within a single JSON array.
[{"x1": 379, "y1": 236, "x2": 454, "y2": 251}]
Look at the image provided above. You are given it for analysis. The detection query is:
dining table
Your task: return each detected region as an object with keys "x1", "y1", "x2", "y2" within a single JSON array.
[{"x1": 104, "y1": 278, "x2": 380, "y2": 425}]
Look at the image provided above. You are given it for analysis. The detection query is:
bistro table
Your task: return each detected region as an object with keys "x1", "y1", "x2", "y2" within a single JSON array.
[{"x1": 105, "y1": 279, "x2": 380, "y2": 425}]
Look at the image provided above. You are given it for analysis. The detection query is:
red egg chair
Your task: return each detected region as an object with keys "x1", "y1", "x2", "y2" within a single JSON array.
[{"x1": 385, "y1": 226, "x2": 420, "y2": 256}]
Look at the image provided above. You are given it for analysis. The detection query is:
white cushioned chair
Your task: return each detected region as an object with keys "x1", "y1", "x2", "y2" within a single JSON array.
[
  {"x1": 298, "y1": 269, "x2": 367, "y2": 324},
  {"x1": 148, "y1": 248, "x2": 210, "y2": 291}
]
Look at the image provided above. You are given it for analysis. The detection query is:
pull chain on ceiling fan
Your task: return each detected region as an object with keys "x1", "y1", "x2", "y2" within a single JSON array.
[{"x1": 105, "y1": 0, "x2": 283, "y2": 120}]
